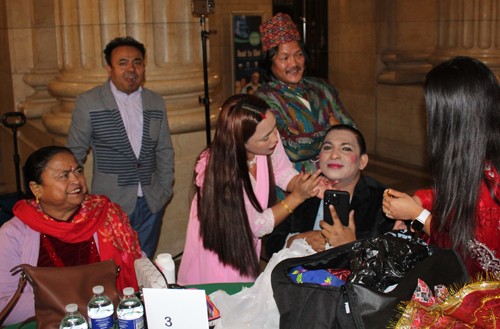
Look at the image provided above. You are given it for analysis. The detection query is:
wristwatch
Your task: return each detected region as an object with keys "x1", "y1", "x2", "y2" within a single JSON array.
[{"x1": 411, "y1": 209, "x2": 430, "y2": 231}]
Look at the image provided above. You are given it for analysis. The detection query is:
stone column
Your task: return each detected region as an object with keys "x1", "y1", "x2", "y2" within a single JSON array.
[
  {"x1": 429, "y1": 0, "x2": 500, "y2": 70},
  {"x1": 377, "y1": 0, "x2": 436, "y2": 85},
  {"x1": 16, "y1": 0, "x2": 59, "y2": 119},
  {"x1": 43, "y1": 0, "x2": 220, "y2": 135},
  {"x1": 12, "y1": 0, "x2": 58, "y2": 119}
]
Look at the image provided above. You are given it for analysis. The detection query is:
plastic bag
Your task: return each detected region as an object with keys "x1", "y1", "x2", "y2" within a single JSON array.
[
  {"x1": 210, "y1": 239, "x2": 316, "y2": 329},
  {"x1": 348, "y1": 231, "x2": 429, "y2": 292}
]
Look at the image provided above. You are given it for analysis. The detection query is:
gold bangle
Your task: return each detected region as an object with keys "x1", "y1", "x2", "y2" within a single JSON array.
[{"x1": 281, "y1": 200, "x2": 293, "y2": 213}]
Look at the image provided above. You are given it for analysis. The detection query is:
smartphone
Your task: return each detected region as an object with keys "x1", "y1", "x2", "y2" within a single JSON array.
[{"x1": 324, "y1": 190, "x2": 350, "y2": 226}]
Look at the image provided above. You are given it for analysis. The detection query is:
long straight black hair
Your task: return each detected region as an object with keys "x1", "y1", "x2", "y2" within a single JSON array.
[
  {"x1": 424, "y1": 56, "x2": 500, "y2": 255},
  {"x1": 197, "y1": 94, "x2": 276, "y2": 278}
]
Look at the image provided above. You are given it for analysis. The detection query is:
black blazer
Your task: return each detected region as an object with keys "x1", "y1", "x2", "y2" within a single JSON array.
[{"x1": 266, "y1": 174, "x2": 396, "y2": 258}]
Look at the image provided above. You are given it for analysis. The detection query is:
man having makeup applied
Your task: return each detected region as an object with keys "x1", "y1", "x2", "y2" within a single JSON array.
[
  {"x1": 66, "y1": 37, "x2": 174, "y2": 258},
  {"x1": 265, "y1": 125, "x2": 404, "y2": 257}
]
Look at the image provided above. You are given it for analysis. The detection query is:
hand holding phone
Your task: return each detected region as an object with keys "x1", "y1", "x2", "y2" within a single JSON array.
[{"x1": 324, "y1": 190, "x2": 350, "y2": 226}]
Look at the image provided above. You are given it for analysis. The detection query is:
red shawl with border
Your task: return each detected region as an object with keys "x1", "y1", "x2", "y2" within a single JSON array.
[{"x1": 13, "y1": 194, "x2": 141, "y2": 291}]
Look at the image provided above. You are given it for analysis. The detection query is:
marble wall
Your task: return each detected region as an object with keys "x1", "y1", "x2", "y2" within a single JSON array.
[
  {"x1": 375, "y1": 0, "x2": 436, "y2": 166},
  {"x1": 0, "y1": 0, "x2": 41, "y2": 192},
  {"x1": 331, "y1": 0, "x2": 500, "y2": 167},
  {"x1": 329, "y1": 0, "x2": 380, "y2": 154},
  {"x1": 329, "y1": 0, "x2": 436, "y2": 166}
]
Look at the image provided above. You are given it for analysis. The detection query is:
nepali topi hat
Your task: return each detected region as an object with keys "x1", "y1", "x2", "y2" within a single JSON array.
[{"x1": 260, "y1": 13, "x2": 301, "y2": 52}]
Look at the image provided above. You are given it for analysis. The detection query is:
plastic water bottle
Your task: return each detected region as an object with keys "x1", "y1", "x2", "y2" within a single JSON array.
[
  {"x1": 117, "y1": 287, "x2": 145, "y2": 329},
  {"x1": 60, "y1": 304, "x2": 88, "y2": 329},
  {"x1": 155, "y1": 253, "x2": 176, "y2": 284},
  {"x1": 87, "y1": 285, "x2": 114, "y2": 329}
]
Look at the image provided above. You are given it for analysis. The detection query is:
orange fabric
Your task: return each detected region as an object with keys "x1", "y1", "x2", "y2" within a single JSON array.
[{"x1": 14, "y1": 194, "x2": 141, "y2": 290}]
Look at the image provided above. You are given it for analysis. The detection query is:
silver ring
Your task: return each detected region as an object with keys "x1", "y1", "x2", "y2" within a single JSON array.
[{"x1": 385, "y1": 211, "x2": 390, "y2": 217}]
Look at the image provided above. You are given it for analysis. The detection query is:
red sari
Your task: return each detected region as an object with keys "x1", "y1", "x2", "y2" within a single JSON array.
[
  {"x1": 13, "y1": 194, "x2": 142, "y2": 290},
  {"x1": 396, "y1": 278, "x2": 500, "y2": 328},
  {"x1": 415, "y1": 162, "x2": 500, "y2": 278}
]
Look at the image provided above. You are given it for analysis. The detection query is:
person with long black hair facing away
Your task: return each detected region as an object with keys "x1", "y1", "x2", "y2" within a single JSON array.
[
  {"x1": 177, "y1": 95, "x2": 325, "y2": 285},
  {"x1": 383, "y1": 56, "x2": 500, "y2": 278}
]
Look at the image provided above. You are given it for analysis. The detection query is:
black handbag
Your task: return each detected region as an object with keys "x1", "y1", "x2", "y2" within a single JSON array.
[{"x1": 271, "y1": 234, "x2": 469, "y2": 329}]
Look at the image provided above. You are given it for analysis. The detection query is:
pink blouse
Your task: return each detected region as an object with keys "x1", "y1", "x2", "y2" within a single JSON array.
[{"x1": 177, "y1": 135, "x2": 297, "y2": 285}]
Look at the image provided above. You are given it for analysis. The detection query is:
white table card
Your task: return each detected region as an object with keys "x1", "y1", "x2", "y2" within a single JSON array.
[{"x1": 143, "y1": 288, "x2": 209, "y2": 329}]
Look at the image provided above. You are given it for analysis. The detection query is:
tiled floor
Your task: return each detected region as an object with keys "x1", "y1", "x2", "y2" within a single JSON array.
[{"x1": 363, "y1": 154, "x2": 432, "y2": 195}]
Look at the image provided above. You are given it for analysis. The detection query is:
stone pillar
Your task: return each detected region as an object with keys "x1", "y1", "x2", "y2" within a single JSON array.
[
  {"x1": 374, "y1": 0, "x2": 437, "y2": 167},
  {"x1": 377, "y1": 0, "x2": 436, "y2": 84},
  {"x1": 18, "y1": 0, "x2": 59, "y2": 119},
  {"x1": 429, "y1": 0, "x2": 500, "y2": 70},
  {"x1": 43, "y1": 0, "x2": 220, "y2": 135}
]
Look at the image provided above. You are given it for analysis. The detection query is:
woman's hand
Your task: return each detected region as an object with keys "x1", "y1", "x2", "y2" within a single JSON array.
[
  {"x1": 289, "y1": 170, "x2": 324, "y2": 202},
  {"x1": 382, "y1": 189, "x2": 423, "y2": 220},
  {"x1": 275, "y1": 170, "x2": 326, "y2": 228},
  {"x1": 314, "y1": 178, "x2": 340, "y2": 200},
  {"x1": 320, "y1": 207, "x2": 356, "y2": 247}
]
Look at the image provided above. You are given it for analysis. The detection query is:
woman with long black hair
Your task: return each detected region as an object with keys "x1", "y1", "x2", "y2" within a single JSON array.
[
  {"x1": 383, "y1": 56, "x2": 500, "y2": 277},
  {"x1": 178, "y1": 94, "x2": 324, "y2": 285}
]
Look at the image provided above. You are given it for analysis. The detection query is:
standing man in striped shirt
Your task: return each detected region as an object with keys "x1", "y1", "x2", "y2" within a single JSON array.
[{"x1": 66, "y1": 37, "x2": 174, "y2": 258}]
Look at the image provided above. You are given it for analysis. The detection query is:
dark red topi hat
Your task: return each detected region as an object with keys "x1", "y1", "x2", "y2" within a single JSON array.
[{"x1": 259, "y1": 13, "x2": 301, "y2": 52}]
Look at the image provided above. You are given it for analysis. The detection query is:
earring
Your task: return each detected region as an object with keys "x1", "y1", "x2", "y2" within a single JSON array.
[{"x1": 33, "y1": 184, "x2": 39, "y2": 204}]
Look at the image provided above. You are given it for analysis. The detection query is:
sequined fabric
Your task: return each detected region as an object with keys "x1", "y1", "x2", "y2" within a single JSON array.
[{"x1": 396, "y1": 279, "x2": 500, "y2": 328}]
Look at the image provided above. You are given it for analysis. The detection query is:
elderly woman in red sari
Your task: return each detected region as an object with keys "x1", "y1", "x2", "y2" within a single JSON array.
[{"x1": 0, "y1": 146, "x2": 142, "y2": 326}]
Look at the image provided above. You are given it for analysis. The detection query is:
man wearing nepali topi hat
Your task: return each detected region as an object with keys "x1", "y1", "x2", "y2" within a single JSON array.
[{"x1": 255, "y1": 13, "x2": 355, "y2": 190}]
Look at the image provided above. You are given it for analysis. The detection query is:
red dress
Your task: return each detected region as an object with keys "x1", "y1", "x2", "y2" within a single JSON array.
[{"x1": 415, "y1": 162, "x2": 500, "y2": 278}]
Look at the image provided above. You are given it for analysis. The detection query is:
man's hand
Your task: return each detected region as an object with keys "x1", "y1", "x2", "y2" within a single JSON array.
[
  {"x1": 392, "y1": 220, "x2": 407, "y2": 230},
  {"x1": 287, "y1": 231, "x2": 326, "y2": 252},
  {"x1": 320, "y1": 207, "x2": 356, "y2": 247}
]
